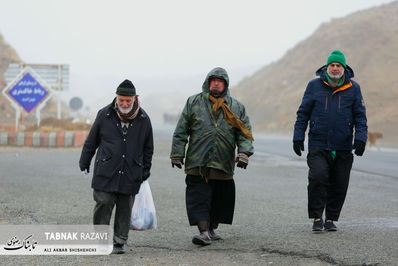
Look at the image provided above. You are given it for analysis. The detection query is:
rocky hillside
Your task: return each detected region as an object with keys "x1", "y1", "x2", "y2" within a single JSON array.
[
  {"x1": 233, "y1": 1, "x2": 398, "y2": 145},
  {"x1": 0, "y1": 34, "x2": 70, "y2": 129},
  {"x1": 0, "y1": 34, "x2": 21, "y2": 86},
  {"x1": 0, "y1": 34, "x2": 22, "y2": 124}
]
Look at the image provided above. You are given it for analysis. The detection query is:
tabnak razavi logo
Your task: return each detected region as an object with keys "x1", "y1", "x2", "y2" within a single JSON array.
[{"x1": 4, "y1": 234, "x2": 37, "y2": 251}]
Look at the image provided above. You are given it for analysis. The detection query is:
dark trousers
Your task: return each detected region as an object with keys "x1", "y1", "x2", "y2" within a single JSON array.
[
  {"x1": 185, "y1": 175, "x2": 235, "y2": 226},
  {"x1": 93, "y1": 190, "x2": 134, "y2": 245},
  {"x1": 307, "y1": 150, "x2": 353, "y2": 221}
]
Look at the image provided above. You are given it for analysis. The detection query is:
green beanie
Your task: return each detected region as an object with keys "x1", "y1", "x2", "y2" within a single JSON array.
[{"x1": 327, "y1": 50, "x2": 346, "y2": 68}]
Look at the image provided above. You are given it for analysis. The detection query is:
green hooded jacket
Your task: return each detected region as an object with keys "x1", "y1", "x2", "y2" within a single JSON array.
[{"x1": 170, "y1": 67, "x2": 254, "y2": 177}]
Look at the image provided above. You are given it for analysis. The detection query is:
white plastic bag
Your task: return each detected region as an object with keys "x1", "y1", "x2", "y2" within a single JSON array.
[{"x1": 130, "y1": 181, "x2": 157, "y2": 230}]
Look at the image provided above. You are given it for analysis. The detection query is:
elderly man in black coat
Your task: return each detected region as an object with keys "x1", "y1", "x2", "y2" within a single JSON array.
[{"x1": 79, "y1": 79, "x2": 154, "y2": 254}]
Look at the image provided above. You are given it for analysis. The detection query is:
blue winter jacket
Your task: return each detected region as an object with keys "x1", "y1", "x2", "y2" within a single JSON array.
[{"x1": 293, "y1": 65, "x2": 368, "y2": 151}]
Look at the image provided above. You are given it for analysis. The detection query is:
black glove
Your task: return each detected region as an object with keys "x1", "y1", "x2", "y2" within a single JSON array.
[
  {"x1": 353, "y1": 140, "x2": 366, "y2": 156},
  {"x1": 171, "y1": 157, "x2": 184, "y2": 169},
  {"x1": 235, "y1": 153, "x2": 249, "y2": 169},
  {"x1": 293, "y1": 141, "x2": 304, "y2": 156}
]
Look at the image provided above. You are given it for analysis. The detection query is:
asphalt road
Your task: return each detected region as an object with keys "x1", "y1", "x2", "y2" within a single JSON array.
[
  {"x1": 254, "y1": 133, "x2": 398, "y2": 179},
  {"x1": 0, "y1": 130, "x2": 397, "y2": 265}
]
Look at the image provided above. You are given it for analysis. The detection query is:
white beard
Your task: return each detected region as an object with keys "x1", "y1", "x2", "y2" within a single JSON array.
[
  {"x1": 118, "y1": 105, "x2": 133, "y2": 114},
  {"x1": 327, "y1": 69, "x2": 344, "y2": 79}
]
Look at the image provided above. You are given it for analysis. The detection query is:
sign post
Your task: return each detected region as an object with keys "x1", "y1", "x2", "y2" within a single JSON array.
[{"x1": 2, "y1": 67, "x2": 54, "y2": 130}]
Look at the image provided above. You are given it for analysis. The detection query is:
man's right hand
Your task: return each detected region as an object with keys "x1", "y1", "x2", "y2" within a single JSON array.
[
  {"x1": 171, "y1": 158, "x2": 184, "y2": 169},
  {"x1": 82, "y1": 169, "x2": 89, "y2": 175},
  {"x1": 235, "y1": 153, "x2": 249, "y2": 169},
  {"x1": 293, "y1": 141, "x2": 304, "y2": 156}
]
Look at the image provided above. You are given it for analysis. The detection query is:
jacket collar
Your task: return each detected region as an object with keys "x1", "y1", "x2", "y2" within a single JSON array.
[{"x1": 316, "y1": 65, "x2": 354, "y2": 93}]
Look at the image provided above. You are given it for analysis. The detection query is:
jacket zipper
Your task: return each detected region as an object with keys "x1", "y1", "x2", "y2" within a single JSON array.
[{"x1": 338, "y1": 95, "x2": 341, "y2": 112}]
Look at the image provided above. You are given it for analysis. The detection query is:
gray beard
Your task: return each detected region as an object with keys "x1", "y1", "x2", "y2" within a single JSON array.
[
  {"x1": 327, "y1": 69, "x2": 344, "y2": 79},
  {"x1": 117, "y1": 104, "x2": 133, "y2": 114},
  {"x1": 330, "y1": 73, "x2": 343, "y2": 79}
]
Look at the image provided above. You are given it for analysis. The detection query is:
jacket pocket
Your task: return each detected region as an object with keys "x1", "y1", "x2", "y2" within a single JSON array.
[
  {"x1": 94, "y1": 155, "x2": 113, "y2": 178},
  {"x1": 134, "y1": 159, "x2": 143, "y2": 167},
  {"x1": 342, "y1": 118, "x2": 353, "y2": 136},
  {"x1": 310, "y1": 117, "x2": 321, "y2": 133},
  {"x1": 325, "y1": 96, "x2": 328, "y2": 111},
  {"x1": 129, "y1": 159, "x2": 144, "y2": 182},
  {"x1": 334, "y1": 118, "x2": 352, "y2": 144},
  {"x1": 310, "y1": 120, "x2": 316, "y2": 131},
  {"x1": 338, "y1": 94, "x2": 354, "y2": 112}
]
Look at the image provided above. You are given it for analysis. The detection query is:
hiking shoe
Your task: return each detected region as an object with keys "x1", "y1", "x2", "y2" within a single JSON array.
[
  {"x1": 312, "y1": 218, "x2": 323, "y2": 232},
  {"x1": 209, "y1": 229, "x2": 221, "y2": 241},
  {"x1": 112, "y1": 244, "x2": 126, "y2": 254},
  {"x1": 192, "y1": 232, "x2": 211, "y2": 246},
  {"x1": 324, "y1": 220, "x2": 337, "y2": 231}
]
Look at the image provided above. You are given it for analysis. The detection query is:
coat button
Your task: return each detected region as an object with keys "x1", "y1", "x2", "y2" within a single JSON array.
[
  {"x1": 118, "y1": 170, "x2": 121, "y2": 174},
  {"x1": 123, "y1": 139, "x2": 126, "y2": 141},
  {"x1": 122, "y1": 155, "x2": 125, "y2": 158}
]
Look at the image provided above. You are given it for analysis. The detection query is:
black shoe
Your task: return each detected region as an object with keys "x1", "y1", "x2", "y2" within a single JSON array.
[
  {"x1": 312, "y1": 218, "x2": 323, "y2": 232},
  {"x1": 209, "y1": 229, "x2": 221, "y2": 241},
  {"x1": 324, "y1": 220, "x2": 337, "y2": 231},
  {"x1": 112, "y1": 244, "x2": 126, "y2": 254},
  {"x1": 192, "y1": 232, "x2": 211, "y2": 246}
]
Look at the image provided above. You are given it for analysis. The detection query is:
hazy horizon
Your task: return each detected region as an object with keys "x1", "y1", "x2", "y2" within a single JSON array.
[{"x1": 0, "y1": 0, "x2": 395, "y2": 125}]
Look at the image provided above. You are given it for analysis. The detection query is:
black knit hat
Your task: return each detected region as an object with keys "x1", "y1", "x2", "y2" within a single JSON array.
[{"x1": 116, "y1": 79, "x2": 136, "y2": 96}]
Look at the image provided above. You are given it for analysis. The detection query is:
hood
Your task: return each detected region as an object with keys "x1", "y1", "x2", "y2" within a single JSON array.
[
  {"x1": 201, "y1": 67, "x2": 230, "y2": 96},
  {"x1": 315, "y1": 64, "x2": 355, "y2": 83}
]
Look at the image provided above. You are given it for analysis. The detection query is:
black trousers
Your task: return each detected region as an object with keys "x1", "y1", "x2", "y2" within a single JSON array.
[
  {"x1": 93, "y1": 190, "x2": 134, "y2": 245},
  {"x1": 185, "y1": 175, "x2": 235, "y2": 226},
  {"x1": 307, "y1": 150, "x2": 353, "y2": 221}
]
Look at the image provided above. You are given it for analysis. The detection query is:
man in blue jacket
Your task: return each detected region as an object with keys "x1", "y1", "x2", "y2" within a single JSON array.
[{"x1": 293, "y1": 50, "x2": 367, "y2": 232}]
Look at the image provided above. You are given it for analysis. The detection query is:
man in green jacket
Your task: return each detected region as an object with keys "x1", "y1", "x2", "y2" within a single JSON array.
[{"x1": 170, "y1": 67, "x2": 254, "y2": 246}]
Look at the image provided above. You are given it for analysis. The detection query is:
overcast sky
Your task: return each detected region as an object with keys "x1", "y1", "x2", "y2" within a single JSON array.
[{"x1": 0, "y1": 0, "x2": 395, "y2": 118}]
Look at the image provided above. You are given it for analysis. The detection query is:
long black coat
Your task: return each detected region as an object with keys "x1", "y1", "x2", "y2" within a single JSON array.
[{"x1": 79, "y1": 99, "x2": 154, "y2": 195}]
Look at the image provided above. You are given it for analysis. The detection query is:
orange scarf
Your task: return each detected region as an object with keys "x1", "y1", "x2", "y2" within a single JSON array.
[{"x1": 209, "y1": 95, "x2": 253, "y2": 141}]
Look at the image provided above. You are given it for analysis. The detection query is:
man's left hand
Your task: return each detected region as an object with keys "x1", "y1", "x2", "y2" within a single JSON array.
[
  {"x1": 353, "y1": 140, "x2": 366, "y2": 156},
  {"x1": 236, "y1": 153, "x2": 249, "y2": 169}
]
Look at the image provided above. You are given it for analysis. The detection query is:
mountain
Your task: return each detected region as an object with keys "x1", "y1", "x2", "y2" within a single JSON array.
[
  {"x1": 0, "y1": 34, "x2": 22, "y2": 126},
  {"x1": 0, "y1": 33, "x2": 22, "y2": 87},
  {"x1": 0, "y1": 34, "x2": 70, "y2": 129},
  {"x1": 233, "y1": 1, "x2": 398, "y2": 145}
]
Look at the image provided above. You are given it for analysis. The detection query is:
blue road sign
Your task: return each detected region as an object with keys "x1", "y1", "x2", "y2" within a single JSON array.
[{"x1": 7, "y1": 72, "x2": 49, "y2": 113}]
